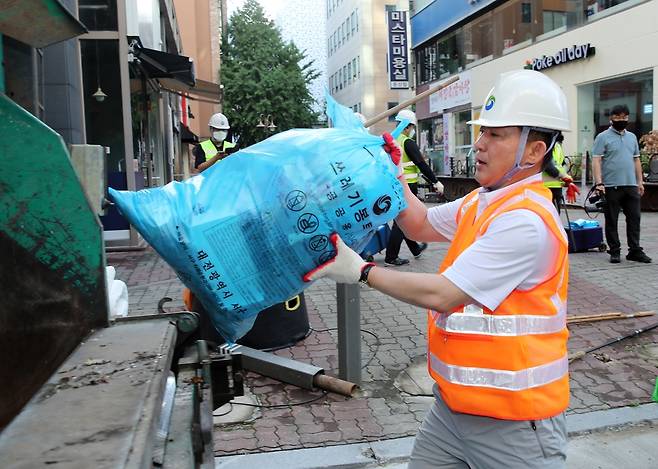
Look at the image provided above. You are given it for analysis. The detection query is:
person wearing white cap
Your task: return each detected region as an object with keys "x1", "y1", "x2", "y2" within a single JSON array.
[
  {"x1": 383, "y1": 109, "x2": 445, "y2": 266},
  {"x1": 193, "y1": 112, "x2": 237, "y2": 172},
  {"x1": 305, "y1": 70, "x2": 572, "y2": 468}
]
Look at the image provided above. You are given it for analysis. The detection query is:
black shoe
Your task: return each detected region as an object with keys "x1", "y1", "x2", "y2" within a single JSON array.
[
  {"x1": 413, "y1": 243, "x2": 428, "y2": 259},
  {"x1": 610, "y1": 253, "x2": 621, "y2": 264},
  {"x1": 385, "y1": 257, "x2": 410, "y2": 267},
  {"x1": 626, "y1": 251, "x2": 652, "y2": 263}
]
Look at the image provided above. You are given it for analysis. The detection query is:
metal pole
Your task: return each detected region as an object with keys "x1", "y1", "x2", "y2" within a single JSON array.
[{"x1": 336, "y1": 283, "x2": 361, "y2": 384}]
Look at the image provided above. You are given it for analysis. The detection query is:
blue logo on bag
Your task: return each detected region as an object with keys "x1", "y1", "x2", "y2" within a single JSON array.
[
  {"x1": 373, "y1": 195, "x2": 392, "y2": 215},
  {"x1": 485, "y1": 95, "x2": 496, "y2": 111}
]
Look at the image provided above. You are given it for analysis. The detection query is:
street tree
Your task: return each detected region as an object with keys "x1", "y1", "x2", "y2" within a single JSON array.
[{"x1": 221, "y1": 0, "x2": 320, "y2": 147}]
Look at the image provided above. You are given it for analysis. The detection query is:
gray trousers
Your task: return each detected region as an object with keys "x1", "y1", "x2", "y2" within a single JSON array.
[{"x1": 408, "y1": 385, "x2": 567, "y2": 469}]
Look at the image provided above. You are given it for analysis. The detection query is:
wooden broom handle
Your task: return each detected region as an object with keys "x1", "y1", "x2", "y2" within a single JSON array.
[{"x1": 363, "y1": 75, "x2": 460, "y2": 128}]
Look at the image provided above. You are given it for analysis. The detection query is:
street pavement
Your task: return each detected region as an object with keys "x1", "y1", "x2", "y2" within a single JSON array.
[{"x1": 107, "y1": 205, "x2": 658, "y2": 465}]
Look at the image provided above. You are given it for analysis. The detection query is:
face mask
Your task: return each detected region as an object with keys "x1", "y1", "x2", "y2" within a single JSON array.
[
  {"x1": 213, "y1": 130, "x2": 228, "y2": 141},
  {"x1": 611, "y1": 120, "x2": 628, "y2": 131},
  {"x1": 408, "y1": 128, "x2": 416, "y2": 139}
]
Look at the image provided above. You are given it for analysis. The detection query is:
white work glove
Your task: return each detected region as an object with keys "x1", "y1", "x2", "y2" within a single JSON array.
[
  {"x1": 303, "y1": 233, "x2": 372, "y2": 284},
  {"x1": 433, "y1": 181, "x2": 444, "y2": 194}
]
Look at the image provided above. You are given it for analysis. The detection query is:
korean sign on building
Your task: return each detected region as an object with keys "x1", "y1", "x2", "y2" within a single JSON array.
[
  {"x1": 387, "y1": 11, "x2": 409, "y2": 89},
  {"x1": 429, "y1": 71, "x2": 471, "y2": 114}
]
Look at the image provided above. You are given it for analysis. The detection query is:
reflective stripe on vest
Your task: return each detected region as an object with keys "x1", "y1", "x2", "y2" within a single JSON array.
[
  {"x1": 429, "y1": 353, "x2": 568, "y2": 391},
  {"x1": 396, "y1": 133, "x2": 419, "y2": 183},
  {"x1": 430, "y1": 294, "x2": 566, "y2": 336},
  {"x1": 428, "y1": 180, "x2": 569, "y2": 420}
]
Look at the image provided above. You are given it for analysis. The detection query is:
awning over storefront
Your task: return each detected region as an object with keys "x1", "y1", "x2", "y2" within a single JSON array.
[
  {"x1": 0, "y1": 0, "x2": 87, "y2": 48},
  {"x1": 128, "y1": 39, "x2": 220, "y2": 104},
  {"x1": 158, "y1": 77, "x2": 221, "y2": 104},
  {"x1": 131, "y1": 44, "x2": 195, "y2": 87}
]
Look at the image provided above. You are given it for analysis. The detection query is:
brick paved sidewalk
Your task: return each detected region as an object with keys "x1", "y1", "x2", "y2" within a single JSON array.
[{"x1": 106, "y1": 209, "x2": 658, "y2": 457}]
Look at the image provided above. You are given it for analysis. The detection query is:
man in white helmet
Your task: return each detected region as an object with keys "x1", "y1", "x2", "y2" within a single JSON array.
[
  {"x1": 383, "y1": 109, "x2": 444, "y2": 266},
  {"x1": 193, "y1": 112, "x2": 237, "y2": 172},
  {"x1": 304, "y1": 70, "x2": 571, "y2": 467}
]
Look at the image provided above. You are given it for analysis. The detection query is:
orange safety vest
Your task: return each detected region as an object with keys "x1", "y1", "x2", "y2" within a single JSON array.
[{"x1": 428, "y1": 180, "x2": 570, "y2": 421}]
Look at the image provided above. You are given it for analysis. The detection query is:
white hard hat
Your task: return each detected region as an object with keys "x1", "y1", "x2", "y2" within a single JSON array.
[
  {"x1": 468, "y1": 70, "x2": 570, "y2": 132},
  {"x1": 395, "y1": 109, "x2": 417, "y2": 127},
  {"x1": 208, "y1": 112, "x2": 230, "y2": 130}
]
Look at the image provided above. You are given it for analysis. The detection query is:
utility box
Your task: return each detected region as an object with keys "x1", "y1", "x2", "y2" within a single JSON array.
[{"x1": 68, "y1": 144, "x2": 107, "y2": 216}]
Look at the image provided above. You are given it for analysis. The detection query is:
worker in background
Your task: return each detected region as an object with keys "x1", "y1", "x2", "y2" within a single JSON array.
[
  {"x1": 384, "y1": 109, "x2": 444, "y2": 266},
  {"x1": 193, "y1": 112, "x2": 237, "y2": 172},
  {"x1": 305, "y1": 70, "x2": 571, "y2": 468},
  {"x1": 543, "y1": 133, "x2": 579, "y2": 212}
]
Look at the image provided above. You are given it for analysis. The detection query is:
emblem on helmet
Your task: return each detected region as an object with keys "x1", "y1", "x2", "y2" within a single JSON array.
[{"x1": 485, "y1": 95, "x2": 496, "y2": 111}]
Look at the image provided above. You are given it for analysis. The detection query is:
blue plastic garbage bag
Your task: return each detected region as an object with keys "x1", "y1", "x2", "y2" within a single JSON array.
[{"x1": 109, "y1": 115, "x2": 405, "y2": 342}]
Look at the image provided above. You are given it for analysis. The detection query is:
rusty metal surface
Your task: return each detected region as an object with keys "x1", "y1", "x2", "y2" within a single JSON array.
[
  {"x1": 0, "y1": 94, "x2": 107, "y2": 429},
  {"x1": 0, "y1": 319, "x2": 176, "y2": 468}
]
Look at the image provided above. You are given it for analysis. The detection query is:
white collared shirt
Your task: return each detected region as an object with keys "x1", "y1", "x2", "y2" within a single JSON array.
[{"x1": 427, "y1": 174, "x2": 560, "y2": 311}]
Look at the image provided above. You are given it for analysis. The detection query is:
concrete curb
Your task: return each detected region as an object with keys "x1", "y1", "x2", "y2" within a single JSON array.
[
  {"x1": 214, "y1": 437, "x2": 414, "y2": 469},
  {"x1": 566, "y1": 402, "x2": 658, "y2": 435},
  {"x1": 215, "y1": 403, "x2": 658, "y2": 469}
]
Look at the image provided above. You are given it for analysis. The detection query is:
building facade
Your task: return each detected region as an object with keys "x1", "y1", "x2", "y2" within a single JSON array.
[
  {"x1": 174, "y1": 0, "x2": 227, "y2": 154},
  {"x1": 326, "y1": 0, "x2": 413, "y2": 136},
  {"x1": 411, "y1": 0, "x2": 658, "y2": 179},
  {"x1": 2, "y1": 0, "x2": 223, "y2": 248}
]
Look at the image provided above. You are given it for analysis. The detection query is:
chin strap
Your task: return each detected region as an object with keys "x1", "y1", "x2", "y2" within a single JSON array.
[{"x1": 484, "y1": 127, "x2": 558, "y2": 191}]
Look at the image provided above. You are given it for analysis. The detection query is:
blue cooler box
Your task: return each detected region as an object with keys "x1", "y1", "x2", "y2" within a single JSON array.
[{"x1": 565, "y1": 225, "x2": 605, "y2": 253}]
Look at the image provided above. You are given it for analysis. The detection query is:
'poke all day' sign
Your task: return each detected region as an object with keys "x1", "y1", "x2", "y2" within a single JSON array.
[{"x1": 531, "y1": 43, "x2": 595, "y2": 71}]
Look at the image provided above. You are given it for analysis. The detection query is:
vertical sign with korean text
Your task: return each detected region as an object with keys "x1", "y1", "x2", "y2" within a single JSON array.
[
  {"x1": 387, "y1": 10, "x2": 409, "y2": 89},
  {"x1": 443, "y1": 113, "x2": 452, "y2": 176}
]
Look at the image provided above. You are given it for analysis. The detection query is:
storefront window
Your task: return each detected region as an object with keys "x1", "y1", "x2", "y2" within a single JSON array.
[
  {"x1": 415, "y1": 0, "x2": 646, "y2": 85},
  {"x1": 542, "y1": 10, "x2": 567, "y2": 32},
  {"x1": 418, "y1": 118, "x2": 444, "y2": 174},
  {"x1": 537, "y1": 0, "x2": 584, "y2": 37},
  {"x1": 79, "y1": 0, "x2": 118, "y2": 31},
  {"x1": 454, "y1": 109, "x2": 473, "y2": 176},
  {"x1": 80, "y1": 40, "x2": 125, "y2": 172},
  {"x1": 492, "y1": 0, "x2": 534, "y2": 56},
  {"x1": 437, "y1": 31, "x2": 461, "y2": 78},
  {"x1": 577, "y1": 70, "x2": 653, "y2": 154},
  {"x1": 417, "y1": 43, "x2": 437, "y2": 84},
  {"x1": 586, "y1": 0, "x2": 635, "y2": 18},
  {"x1": 462, "y1": 12, "x2": 493, "y2": 67}
]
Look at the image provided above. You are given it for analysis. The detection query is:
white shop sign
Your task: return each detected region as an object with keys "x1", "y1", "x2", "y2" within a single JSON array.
[{"x1": 430, "y1": 71, "x2": 471, "y2": 114}]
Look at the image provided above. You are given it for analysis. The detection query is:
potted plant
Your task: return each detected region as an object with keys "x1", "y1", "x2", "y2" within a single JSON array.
[{"x1": 639, "y1": 130, "x2": 658, "y2": 182}]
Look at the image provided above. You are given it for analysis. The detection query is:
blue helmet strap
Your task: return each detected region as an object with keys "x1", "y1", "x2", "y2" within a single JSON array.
[{"x1": 391, "y1": 119, "x2": 410, "y2": 139}]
